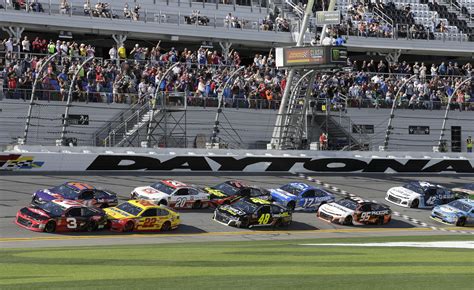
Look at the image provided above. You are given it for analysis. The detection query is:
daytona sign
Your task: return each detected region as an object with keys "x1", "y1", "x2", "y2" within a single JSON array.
[{"x1": 86, "y1": 155, "x2": 474, "y2": 173}]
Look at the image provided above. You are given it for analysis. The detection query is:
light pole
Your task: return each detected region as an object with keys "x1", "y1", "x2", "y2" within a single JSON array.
[
  {"x1": 438, "y1": 76, "x2": 472, "y2": 150},
  {"x1": 381, "y1": 73, "x2": 419, "y2": 151},
  {"x1": 211, "y1": 65, "x2": 245, "y2": 144},
  {"x1": 60, "y1": 56, "x2": 94, "y2": 144},
  {"x1": 146, "y1": 62, "x2": 180, "y2": 146},
  {"x1": 23, "y1": 52, "x2": 59, "y2": 144}
]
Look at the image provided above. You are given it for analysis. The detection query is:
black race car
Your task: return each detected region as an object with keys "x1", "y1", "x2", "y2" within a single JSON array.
[
  {"x1": 213, "y1": 197, "x2": 292, "y2": 228},
  {"x1": 204, "y1": 180, "x2": 272, "y2": 206}
]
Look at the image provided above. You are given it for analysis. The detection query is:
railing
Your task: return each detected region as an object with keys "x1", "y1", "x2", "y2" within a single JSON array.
[
  {"x1": 0, "y1": 1, "x2": 283, "y2": 33},
  {"x1": 285, "y1": 0, "x2": 304, "y2": 18}
]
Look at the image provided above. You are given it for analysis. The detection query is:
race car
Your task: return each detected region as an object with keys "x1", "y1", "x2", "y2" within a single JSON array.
[
  {"x1": 131, "y1": 179, "x2": 210, "y2": 209},
  {"x1": 15, "y1": 199, "x2": 107, "y2": 233},
  {"x1": 213, "y1": 197, "x2": 292, "y2": 228},
  {"x1": 431, "y1": 199, "x2": 474, "y2": 227},
  {"x1": 103, "y1": 199, "x2": 180, "y2": 232},
  {"x1": 385, "y1": 181, "x2": 458, "y2": 208},
  {"x1": 270, "y1": 182, "x2": 335, "y2": 211},
  {"x1": 32, "y1": 182, "x2": 118, "y2": 208},
  {"x1": 317, "y1": 198, "x2": 392, "y2": 225},
  {"x1": 204, "y1": 180, "x2": 271, "y2": 206},
  {"x1": 451, "y1": 183, "x2": 474, "y2": 198}
]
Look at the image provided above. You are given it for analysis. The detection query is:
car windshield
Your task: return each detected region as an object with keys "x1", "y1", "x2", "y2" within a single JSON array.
[
  {"x1": 232, "y1": 200, "x2": 258, "y2": 213},
  {"x1": 150, "y1": 182, "x2": 174, "y2": 195},
  {"x1": 116, "y1": 202, "x2": 143, "y2": 216},
  {"x1": 336, "y1": 199, "x2": 358, "y2": 210},
  {"x1": 448, "y1": 200, "x2": 472, "y2": 212},
  {"x1": 50, "y1": 185, "x2": 79, "y2": 199},
  {"x1": 95, "y1": 190, "x2": 115, "y2": 198},
  {"x1": 37, "y1": 201, "x2": 65, "y2": 217},
  {"x1": 280, "y1": 184, "x2": 303, "y2": 195},
  {"x1": 462, "y1": 183, "x2": 474, "y2": 190},
  {"x1": 402, "y1": 183, "x2": 425, "y2": 194},
  {"x1": 212, "y1": 182, "x2": 239, "y2": 196}
]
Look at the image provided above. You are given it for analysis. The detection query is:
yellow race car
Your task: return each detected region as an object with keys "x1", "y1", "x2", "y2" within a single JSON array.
[{"x1": 104, "y1": 200, "x2": 180, "y2": 232}]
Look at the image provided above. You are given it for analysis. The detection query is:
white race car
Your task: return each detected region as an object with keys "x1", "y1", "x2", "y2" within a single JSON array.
[
  {"x1": 385, "y1": 181, "x2": 457, "y2": 208},
  {"x1": 131, "y1": 179, "x2": 210, "y2": 209}
]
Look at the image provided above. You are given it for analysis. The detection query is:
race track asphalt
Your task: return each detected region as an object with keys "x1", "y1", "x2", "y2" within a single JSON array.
[{"x1": 0, "y1": 174, "x2": 472, "y2": 248}]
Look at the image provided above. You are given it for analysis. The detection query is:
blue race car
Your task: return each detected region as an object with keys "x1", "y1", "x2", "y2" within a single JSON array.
[
  {"x1": 269, "y1": 182, "x2": 335, "y2": 211},
  {"x1": 431, "y1": 199, "x2": 474, "y2": 227},
  {"x1": 32, "y1": 182, "x2": 118, "y2": 208}
]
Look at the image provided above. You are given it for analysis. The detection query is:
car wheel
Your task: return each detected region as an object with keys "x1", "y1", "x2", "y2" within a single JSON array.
[
  {"x1": 287, "y1": 201, "x2": 296, "y2": 212},
  {"x1": 410, "y1": 199, "x2": 419, "y2": 208},
  {"x1": 100, "y1": 203, "x2": 109, "y2": 209},
  {"x1": 343, "y1": 215, "x2": 353, "y2": 226},
  {"x1": 273, "y1": 219, "x2": 282, "y2": 229},
  {"x1": 86, "y1": 221, "x2": 97, "y2": 232},
  {"x1": 456, "y1": 217, "x2": 466, "y2": 227},
  {"x1": 161, "y1": 221, "x2": 171, "y2": 231},
  {"x1": 192, "y1": 200, "x2": 202, "y2": 209},
  {"x1": 44, "y1": 220, "x2": 56, "y2": 233},
  {"x1": 158, "y1": 200, "x2": 167, "y2": 206},
  {"x1": 123, "y1": 221, "x2": 134, "y2": 232},
  {"x1": 377, "y1": 216, "x2": 385, "y2": 225}
]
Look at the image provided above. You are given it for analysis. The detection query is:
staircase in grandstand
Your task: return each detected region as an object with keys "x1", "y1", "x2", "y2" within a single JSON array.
[
  {"x1": 277, "y1": 70, "x2": 316, "y2": 149},
  {"x1": 312, "y1": 111, "x2": 371, "y2": 151}
]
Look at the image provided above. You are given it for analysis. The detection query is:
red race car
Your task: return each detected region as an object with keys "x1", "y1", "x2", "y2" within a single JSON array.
[{"x1": 15, "y1": 199, "x2": 107, "y2": 233}]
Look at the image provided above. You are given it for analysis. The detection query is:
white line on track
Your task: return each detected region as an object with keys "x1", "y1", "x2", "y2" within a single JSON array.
[{"x1": 300, "y1": 241, "x2": 474, "y2": 249}]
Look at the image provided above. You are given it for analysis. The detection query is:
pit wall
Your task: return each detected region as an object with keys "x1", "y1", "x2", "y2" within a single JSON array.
[{"x1": 1, "y1": 146, "x2": 473, "y2": 174}]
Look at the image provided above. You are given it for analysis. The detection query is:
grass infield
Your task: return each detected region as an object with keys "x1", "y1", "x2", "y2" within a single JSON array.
[{"x1": 1, "y1": 235, "x2": 473, "y2": 289}]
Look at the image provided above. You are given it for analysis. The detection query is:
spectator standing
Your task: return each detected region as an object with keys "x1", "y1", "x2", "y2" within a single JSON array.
[
  {"x1": 21, "y1": 36, "x2": 30, "y2": 57},
  {"x1": 109, "y1": 45, "x2": 118, "y2": 61},
  {"x1": 467, "y1": 136, "x2": 473, "y2": 153}
]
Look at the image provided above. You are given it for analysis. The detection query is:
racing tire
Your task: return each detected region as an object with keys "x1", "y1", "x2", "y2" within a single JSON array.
[
  {"x1": 192, "y1": 200, "x2": 202, "y2": 209},
  {"x1": 377, "y1": 216, "x2": 385, "y2": 225},
  {"x1": 273, "y1": 219, "x2": 282, "y2": 229},
  {"x1": 161, "y1": 221, "x2": 171, "y2": 232},
  {"x1": 343, "y1": 215, "x2": 353, "y2": 226},
  {"x1": 44, "y1": 221, "x2": 56, "y2": 233},
  {"x1": 123, "y1": 221, "x2": 134, "y2": 232},
  {"x1": 287, "y1": 201, "x2": 296, "y2": 212},
  {"x1": 158, "y1": 200, "x2": 168, "y2": 206},
  {"x1": 86, "y1": 221, "x2": 98, "y2": 232},
  {"x1": 99, "y1": 204, "x2": 109, "y2": 209},
  {"x1": 456, "y1": 217, "x2": 466, "y2": 227},
  {"x1": 410, "y1": 199, "x2": 419, "y2": 209}
]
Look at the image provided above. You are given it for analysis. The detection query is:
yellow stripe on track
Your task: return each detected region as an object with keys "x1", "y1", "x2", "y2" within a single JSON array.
[{"x1": 0, "y1": 227, "x2": 470, "y2": 243}]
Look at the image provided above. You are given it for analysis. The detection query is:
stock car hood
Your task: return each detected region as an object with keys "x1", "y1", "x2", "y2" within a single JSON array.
[
  {"x1": 134, "y1": 186, "x2": 169, "y2": 200},
  {"x1": 34, "y1": 189, "x2": 64, "y2": 201},
  {"x1": 103, "y1": 207, "x2": 135, "y2": 219},
  {"x1": 218, "y1": 205, "x2": 247, "y2": 217},
  {"x1": 204, "y1": 187, "x2": 228, "y2": 198},
  {"x1": 452, "y1": 188, "x2": 474, "y2": 195},
  {"x1": 319, "y1": 203, "x2": 354, "y2": 216},
  {"x1": 435, "y1": 205, "x2": 465, "y2": 216},
  {"x1": 270, "y1": 189, "x2": 296, "y2": 202},
  {"x1": 388, "y1": 187, "x2": 420, "y2": 200},
  {"x1": 21, "y1": 207, "x2": 51, "y2": 220}
]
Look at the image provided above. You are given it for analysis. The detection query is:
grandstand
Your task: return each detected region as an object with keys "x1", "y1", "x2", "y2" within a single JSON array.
[{"x1": 0, "y1": 0, "x2": 473, "y2": 152}]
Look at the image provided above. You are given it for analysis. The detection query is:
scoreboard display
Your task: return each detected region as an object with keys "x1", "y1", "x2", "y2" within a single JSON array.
[{"x1": 275, "y1": 46, "x2": 348, "y2": 68}]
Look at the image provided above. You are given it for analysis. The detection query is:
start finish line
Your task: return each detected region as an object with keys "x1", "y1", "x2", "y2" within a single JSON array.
[{"x1": 1, "y1": 146, "x2": 473, "y2": 173}]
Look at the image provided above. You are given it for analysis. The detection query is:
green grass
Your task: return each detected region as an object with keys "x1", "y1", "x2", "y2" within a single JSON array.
[{"x1": 1, "y1": 235, "x2": 473, "y2": 289}]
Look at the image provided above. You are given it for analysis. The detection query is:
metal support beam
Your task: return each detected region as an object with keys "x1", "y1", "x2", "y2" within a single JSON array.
[
  {"x1": 438, "y1": 76, "x2": 472, "y2": 151},
  {"x1": 60, "y1": 56, "x2": 94, "y2": 144},
  {"x1": 381, "y1": 74, "x2": 418, "y2": 151},
  {"x1": 219, "y1": 42, "x2": 232, "y2": 64},
  {"x1": 23, "y1": 52, "x2": 59, "y2": 144},
  {"x1": 112, "y1": 34, "x2": 127, "y2": 47}
]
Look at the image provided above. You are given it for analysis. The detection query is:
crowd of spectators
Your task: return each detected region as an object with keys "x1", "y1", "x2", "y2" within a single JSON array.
[{"x1": 0, "y1": 36, "x2": 473, "y2": 111}]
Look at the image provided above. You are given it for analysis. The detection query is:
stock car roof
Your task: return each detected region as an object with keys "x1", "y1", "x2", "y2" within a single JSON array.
[
  {"x1": 127, "y1": 199, "x2": 160, "y2": 210},
  {"x1": 284, "y1": 182, "x2": 314, "y2": 190},
  {"x1": 224, "y1": 180, "x2": 250, "y2": 188},
  {"x1": 63, "y1": 182, "x2": 95, "y2": 191},
  {"x1": 161, "y1": 179, "x2": 188, "y2": 188}
]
